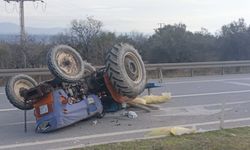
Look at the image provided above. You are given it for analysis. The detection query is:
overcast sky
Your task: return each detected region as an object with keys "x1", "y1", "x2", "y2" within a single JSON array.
[{"x1": 1, "y1": 0, "x2": 250, "y2": 34}]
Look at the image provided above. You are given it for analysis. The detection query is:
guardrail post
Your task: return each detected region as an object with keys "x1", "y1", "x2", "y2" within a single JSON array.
[
  {"x1": 190, "y1": 69, "x2": 194, "y2": 77},
  {"x1": 221, "y1": 67, "x2": 224, "y2": 75},
  {"x1": 147, "y1": 88, "x2": 151, "y2": 95},
  {"x1": 158, "y1": 68, "x2": 163, "y2": 83},
  {"x1": 220, "y1": 99, "x2": 226, "y2": 130},
  {"x1": 38, "y1": 75, "x2": 42, "y2": 82}
]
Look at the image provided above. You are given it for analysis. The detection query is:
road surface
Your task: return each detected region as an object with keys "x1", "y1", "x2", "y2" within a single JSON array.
[{"x1": 1, "y1": 74, "x2": 250, "y2": 149}]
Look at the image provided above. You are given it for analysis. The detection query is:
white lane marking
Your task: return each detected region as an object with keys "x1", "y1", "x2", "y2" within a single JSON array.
[
  {"x1": 1, "y1": 117, "x2": 250, "y2": 149},
  {"x1": 156, "y1": 100, "x2": 250, "y2": 117},
  {"x1": 2, "y1": 90, "x2": 250, "y2": 112},
  {"x1": 156, "y1": 106, "x2": 229, "y2": 116},
  {"x1": 161, "y1": 77, "x2": 250, "y2": 85},
  {"x1": 0, "y1": 93, "x2": 4, "y2": 95},
  {"x1": 52, "y1": 122, "x2": 250, "y2": 150},
  {"x1": 161, "y1": 100, "x2": 250, "y2": 109},
  {"x1": 2, "y1": 100, "x2": 248, "y2": 127},
  {"x1": 225, "y1": 81, "x2": 250, "y2": 87},
  {"x1": 0, "y1": 121, "x2": 35, "y2": 127},
  {"x1": 172, "y1": 89, "x2": 250, "y2": 98},
  {"x1": 50, "y1": 136, "x2": 166, "y2": 150},
  {"x1": 155, "y1": 99, "x2": 250, "y2": 117},
  {"x1": 0, "y1": 108, "x2": 18, "y2": 112}
]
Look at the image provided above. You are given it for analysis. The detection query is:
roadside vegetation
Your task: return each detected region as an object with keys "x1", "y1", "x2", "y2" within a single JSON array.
[
  {"x1": 77, "y1": 127, "x2": 250, "y2": 150},
  {"x1": 1, "y1": 17, "x2": 250, "y2": 68}
]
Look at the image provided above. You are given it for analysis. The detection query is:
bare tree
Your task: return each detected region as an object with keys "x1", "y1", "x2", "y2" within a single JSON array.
[{"x1": 70, "y1": 17, "x2": 103, "y2": 61}]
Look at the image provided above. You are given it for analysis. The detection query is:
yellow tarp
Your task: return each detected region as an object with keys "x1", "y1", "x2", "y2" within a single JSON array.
[
  {"x1": 132, "y1": 92, "x2": 171, "y2": 105},
  {"x1": 146, "y1": 127, "x2": 171, "y2": 137},
  {"x1": 170, "y1": 127, "x2": 196, "y2": 136},
  {"x1": 146, "y1": 126, "x2": 196, "y2": 137}
]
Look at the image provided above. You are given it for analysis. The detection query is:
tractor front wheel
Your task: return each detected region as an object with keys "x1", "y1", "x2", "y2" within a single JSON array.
[
  {"x1": 5, "y1": 74, "x2": 38, "y2": 110},
  {"x1": 47, "y1": 45, "x2": 84, "y2": 82}
]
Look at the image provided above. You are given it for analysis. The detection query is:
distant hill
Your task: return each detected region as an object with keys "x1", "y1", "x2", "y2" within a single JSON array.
[
  {"x1": 0, "y1": 22, "x2": 65, "y2": 35},
  {"x1": 0, "y1": 34, "x2": 54, "y2": 43}
]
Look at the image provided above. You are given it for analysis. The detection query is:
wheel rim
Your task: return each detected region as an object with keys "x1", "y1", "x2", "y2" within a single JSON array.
[
  {"x1": 13, "y1": 79, "x2": 34, "y2": 102},
  {"x1": 124, "y1": 52, "x2": 143, "y2": 84},
  {"x1": 56, "y1": 51, "x2": 81, "y2": 77}
]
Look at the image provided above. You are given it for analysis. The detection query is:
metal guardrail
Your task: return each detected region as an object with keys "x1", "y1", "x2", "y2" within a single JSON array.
[
  {"x1": 146, "y1": 60, "x2": 250, "y2": 70},
  {"x1": 0, "y1": 68, "x2": 50, "y2": 77},
  {"x1": 0, "y1": 60, "x2": 250, "y2": 78},
  {"x1": 146, "y1": 60, "x2": 250, "y2": 81}
]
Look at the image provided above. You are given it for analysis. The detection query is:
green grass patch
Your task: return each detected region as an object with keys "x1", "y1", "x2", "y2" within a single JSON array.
[{"x1": 76, "y1": 127, "x2": 250, "y2": 150}]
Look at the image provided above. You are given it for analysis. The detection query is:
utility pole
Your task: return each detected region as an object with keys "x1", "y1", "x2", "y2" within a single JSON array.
[
  {"x1": 4, "y1": 0, "x2": 44, "y2": 44},
  {"x1": 19, "y1": 0, "x2": 25, "y2": 44},
  {"x1": 158, "y1": 23, "x2": 165, "y2": 28},
  {"x1": 4, "y1": 0, "x2": 44, "y2": 67}
]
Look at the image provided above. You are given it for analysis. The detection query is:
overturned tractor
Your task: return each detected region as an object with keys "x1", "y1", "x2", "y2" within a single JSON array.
[{"x1": 5, "y1": 43, "x2": 146, "y2": 132}]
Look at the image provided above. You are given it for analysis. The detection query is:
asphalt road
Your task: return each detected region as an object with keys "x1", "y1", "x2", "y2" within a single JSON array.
[{"x1": 1, "y1": 74, "x2": 250, "y2": 149}]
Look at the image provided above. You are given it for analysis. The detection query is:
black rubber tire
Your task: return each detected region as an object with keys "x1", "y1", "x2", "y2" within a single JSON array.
[
  {"x1": 47, "y1": 45, "x2": 84, "y2": 83},
  {"x1": 5, "y1": 74, "x2": 38, "y2": 110},
  {"x1": 105, "y1": 43, "x2": 146, "y2": 98},
  {"x1": 83, "y1": 61, "x2": 96, "y2": 77}
]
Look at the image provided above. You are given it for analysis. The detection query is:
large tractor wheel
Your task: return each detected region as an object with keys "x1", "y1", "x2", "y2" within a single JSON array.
[
  {"x1": 105, "y1": 43, "x2": 146, "y2": 98},
  {"x1": 47, "y1": 45, "x2": 84, "y2": 82},
  {"x1": 5, "y1": 74, "x2": 38, "y2": 110}
]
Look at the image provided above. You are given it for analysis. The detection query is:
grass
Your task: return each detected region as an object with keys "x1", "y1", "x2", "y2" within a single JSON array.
[{"x1": 76, "y1": 127, "x2": 250, "y2": 150}]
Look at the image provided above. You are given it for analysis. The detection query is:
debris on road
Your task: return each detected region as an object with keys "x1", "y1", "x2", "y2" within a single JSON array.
[
  {"x1": 123, "y1": 111, "x2": 138, "y2": 119},
  {"x1": 92, "y1": 120, "x2": 98, "y2": 126},
  {"x1": 110, "y1": 119, "x2": 121, "y2": 126},
  {"x1": 128, "y1": 111, "x2": 138, "y2": 119}
]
